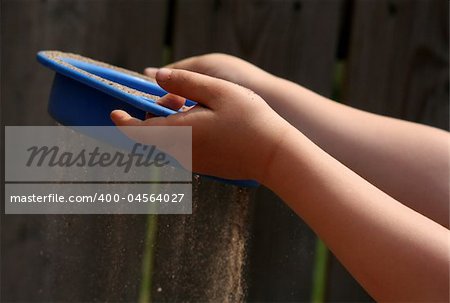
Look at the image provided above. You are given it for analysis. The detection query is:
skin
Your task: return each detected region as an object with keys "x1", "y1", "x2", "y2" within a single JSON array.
[
  {"x1": 145, "y1": 54, "x2": 450, "y2": 228},
  {"x1": 111, "y1": 54, "x2": 450, "y2": 301}
]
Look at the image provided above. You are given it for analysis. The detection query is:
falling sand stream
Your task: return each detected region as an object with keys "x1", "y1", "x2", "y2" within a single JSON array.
[{"x1": 150, "y1": 176, "x2": 256, "y2": 302}]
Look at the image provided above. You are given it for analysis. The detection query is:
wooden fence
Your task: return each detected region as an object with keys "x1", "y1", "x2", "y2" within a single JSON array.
[{"x1": 2, "y1": 0, "x2": 448, "y2": 302}]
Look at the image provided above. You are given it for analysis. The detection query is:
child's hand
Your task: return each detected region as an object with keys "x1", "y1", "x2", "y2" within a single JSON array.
[
  {"x1": 111, "y1": 68, "x2": 291, "y2": 181},
  {"x1": 144, "y1": 53, "x2": 274, "y2": 93}
]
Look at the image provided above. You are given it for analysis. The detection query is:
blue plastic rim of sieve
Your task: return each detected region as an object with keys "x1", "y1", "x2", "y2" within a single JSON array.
[{"x1": 37, "y1": 51, "x2": 259, "y2": 187}]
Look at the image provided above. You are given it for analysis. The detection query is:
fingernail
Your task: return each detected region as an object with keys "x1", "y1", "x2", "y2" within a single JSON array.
[{"x1": 156, "y1": 68, "x2": 172, "y2": 82}]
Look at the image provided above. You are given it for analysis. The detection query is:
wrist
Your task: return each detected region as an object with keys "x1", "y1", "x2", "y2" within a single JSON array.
[
  {"x1": 260, "y1": 125, "x2": 310, "y2": 191},
  {"x1": 251, "y1": 117, "x2": 301, "y2": 185}
]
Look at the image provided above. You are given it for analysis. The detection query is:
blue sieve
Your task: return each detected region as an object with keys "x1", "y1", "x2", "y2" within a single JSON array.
[{"x1": 37, "y1": 51, "x2": 258, "y2": 187}]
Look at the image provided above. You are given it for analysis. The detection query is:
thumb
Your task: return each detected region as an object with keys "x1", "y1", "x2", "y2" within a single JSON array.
[{"x1": 155, "y1": 68, "x2": 233, "y2": 109}]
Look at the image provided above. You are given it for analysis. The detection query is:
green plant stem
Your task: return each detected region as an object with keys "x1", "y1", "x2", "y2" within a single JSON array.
[
  {"x1": 311, "y1": 239, "x2": 329, "y2": 303},
  {"x1": 138, "y1": 214, "x2": 158, "y2": 303}
]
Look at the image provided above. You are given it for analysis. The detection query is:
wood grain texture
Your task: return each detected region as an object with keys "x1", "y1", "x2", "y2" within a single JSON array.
[
  {"x1": 170, "y1": 0, "x2": 344, "y2": 301},
  {"x1": 1, "y1": 0, "x2": 165, "y2": 126},
  {"x1": 1, "y1": 0, "x2": 166, "y2": 301},
  {"x1": 344, "y1": 0, "x2": 449, "y2": 129},
  {"x1": 172, "y1": 0, "x2": 343, "y2": 96}
]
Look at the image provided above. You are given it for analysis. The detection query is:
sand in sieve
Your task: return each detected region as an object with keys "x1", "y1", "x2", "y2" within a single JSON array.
[{"x1": 40, "y1": 50, "x2": 160, "y2": 101}]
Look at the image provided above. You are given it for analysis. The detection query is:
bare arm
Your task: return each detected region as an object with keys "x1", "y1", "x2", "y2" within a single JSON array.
[
  {"x1": 263, "y1": 123, "x2": 450, "y2": 302},
  {"x1": 253, "y1": 76, "x2": 450, "y2": 227},
  {"x1": 116, "y1": 68, "x2": 450, "y2": 301},
  {"x1": 149, "y1": 54, "x2": 450, "y2": 227}
]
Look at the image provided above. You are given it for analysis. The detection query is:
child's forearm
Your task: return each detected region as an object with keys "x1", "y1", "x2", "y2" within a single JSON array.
[
  {"x1": 252, "y1": 76, "x2": 449, "y2": 227},
  {"x1": 259, "y1": 124, "x2": 450, "y2": 302}
]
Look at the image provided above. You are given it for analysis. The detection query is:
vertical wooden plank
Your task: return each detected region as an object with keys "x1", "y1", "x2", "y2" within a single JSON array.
[
  {"x1": 172, "y1": 0, "x2": 342, "y2": 95},
  {"x1": 1, "y1": 0, "x2": 167, "y2": 301},
  {"x1": 326, "y1": 0, "x2": 448, "y2": 301},
  {"x1": 164, "y1": 0, "x2": 343, "y2": 301},
  {"x1": 344, "y1": 0, "x2": 449, "y2": 129}
]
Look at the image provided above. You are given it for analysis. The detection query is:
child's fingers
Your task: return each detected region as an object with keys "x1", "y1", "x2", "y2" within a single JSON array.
[
  {"x1": 145, "y1": 94, "x2": 187, "y2": 119},
  {"x1": 144, "y1": 67, "x2": 158, "y2": 78},
  {"x1": 111, "y1": 110, "x2": 145, "y2": 126},
  {"x1": 155, "y1": 68, "x2": 232, "y2": 109},
  {"x1": 157, "y1": 93, "x2": 186, "y2": 111},
  {"x1": 164, "y1": 56, "x2": 199, "y2": 71},
  {"x1": 111, "y1": 110, "x2": 167, "y2": 127},
  {"x1": 144, "y1": 56, "x2": 200, "y2": 77},
  {"x1": 110, "y1": 110, "x2": 191, "y2": 166}
]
